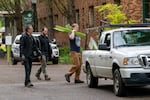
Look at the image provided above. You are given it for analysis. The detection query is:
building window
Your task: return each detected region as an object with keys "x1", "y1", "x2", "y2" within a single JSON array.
[
  {"x1": 54, "y1": 14, "x2": 58, "y2": 25},
  {"x1": 75, "y1": 9, "x2": 80, "y2": 24},
  {"x1": 114, "y1": 0, "x2": 121, "y2": 5},
  {"x1": 63, "y1": 16, "x2": 68, "y2": 26},
  {"x1": 82, "y1": 8, "x2": 84, "y2": 16},
  {"x1": 143, "y1": 0, "x2": 150, "y2": 23},
  {"x1": 38, "y1": 0, "x2": 43, "y2": 3},
  {"x1": 44, "y1": 17, "x2": 47, "y2": 26},
  {"x1": 89, "y1": 6, "x2": 94, "y2": 27}
]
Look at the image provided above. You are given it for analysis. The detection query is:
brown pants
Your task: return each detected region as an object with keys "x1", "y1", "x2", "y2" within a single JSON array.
[{"x1": 67, "y1": 51, "x2": 82, "y2": 80}]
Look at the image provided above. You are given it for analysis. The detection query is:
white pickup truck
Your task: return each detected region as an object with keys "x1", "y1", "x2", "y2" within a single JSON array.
[{"x1": 82, "y1": 25, "x2": 150, "y2": 96}]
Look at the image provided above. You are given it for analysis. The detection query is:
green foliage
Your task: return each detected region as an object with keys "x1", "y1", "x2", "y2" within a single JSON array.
[
  {"x1": 0, "y1": 0, "x2": 25, "y2": 12},
  {"x1": 65, "y1": 24, "x2": 71, "y2": 29},
  {"x1": 59, "y1": 46, "x2": 70, "y2": 57},
  {"x1": 59, "y1": 46, "x2": 84, "y2": 64},
  {"x1": 95, "y1": 4, "x2": 136, "y2": 24},
  {"x1": 59, "y1": 46, "x2": 71, "y2": 64},
  {"x1": 54, "y1": 25, "x2": 86, "y2": 38},
  {"x1": 0, "y1": 17, "x2": 5, "y2": 27}
]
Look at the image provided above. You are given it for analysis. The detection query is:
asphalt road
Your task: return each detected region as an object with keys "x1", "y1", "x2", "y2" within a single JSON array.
[{"x1": 1, "y1": 59, "x2": 150, "y2": 100}]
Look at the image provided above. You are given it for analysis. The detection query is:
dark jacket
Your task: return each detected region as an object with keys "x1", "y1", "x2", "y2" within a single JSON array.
[
  {"x1": 38, "y1": 34, "x2": 52, "y2": 56},
  {"x1": 20, "y1": 33, "x2": 40, "y2": 58}
]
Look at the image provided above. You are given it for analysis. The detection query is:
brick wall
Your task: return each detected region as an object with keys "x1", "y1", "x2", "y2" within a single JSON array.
[
  {"x1": 121, "y1": 0, "x2": 142, "y2": 23},
  {"x1": 36, "y1": 0, "x2": 143, "y2": 47}
]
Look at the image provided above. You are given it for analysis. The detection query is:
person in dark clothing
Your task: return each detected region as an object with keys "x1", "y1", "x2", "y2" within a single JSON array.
[
  {"x1": 2, "y1": 33, "x2": 5, "y2": 44},
  {"x1": 35, "y1": 27, "x2": 51, "y2": 81},
  {"x1": 20, "y1": 24, "x2": 40, "y2": 88}
]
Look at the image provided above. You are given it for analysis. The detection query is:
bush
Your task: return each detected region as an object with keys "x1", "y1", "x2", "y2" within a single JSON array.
[
  {"x1": 59, "y1": 46, "x2": 71, "y2": 64},
  {"x1": 59, "y1": 46, "x2": 83, "y2": 64}
]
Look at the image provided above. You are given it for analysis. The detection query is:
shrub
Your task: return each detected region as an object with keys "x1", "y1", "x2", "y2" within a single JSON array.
[{"x1": 59, "y1": 46, "x2": 71, "y2": 64}]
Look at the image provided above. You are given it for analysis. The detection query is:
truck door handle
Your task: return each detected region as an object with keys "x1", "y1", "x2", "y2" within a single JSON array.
[
  {"x1": 99, "y1": 55, "x2": 102, "y2": 57},
  {"x1": 109, "y1": 56, "x2": 112, "y2": 59}
]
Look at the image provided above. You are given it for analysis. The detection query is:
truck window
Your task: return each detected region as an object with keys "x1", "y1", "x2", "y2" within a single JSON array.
[
  {"x1": 104, "y1": 34, "x2": 111, "y2": 47},
  {"x1": 113, "y1": 29, "x2": 150, "y2": 47}
]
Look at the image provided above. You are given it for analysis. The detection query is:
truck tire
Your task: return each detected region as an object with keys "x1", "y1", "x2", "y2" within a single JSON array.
[
  {"x1": 52, "y1": 57, "x2": 58, "y2": 64},
  {"x1": 86, "y1": 65, "x2": 98, "y2": 88},
  {"x1": 113, "y1": 69, "x2": 126, "y2": 97}
]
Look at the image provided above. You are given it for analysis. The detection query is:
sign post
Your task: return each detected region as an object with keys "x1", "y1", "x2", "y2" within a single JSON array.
[{"x1": 5, "y1": 35, "x2": 12, "y2": 64}]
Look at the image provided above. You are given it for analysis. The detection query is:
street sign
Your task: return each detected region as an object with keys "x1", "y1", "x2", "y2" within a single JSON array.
[
  {"x1": 5, "y1": 36, "x2": 12, "y2": 45},
  {"x1": 22, "y1": 10, "x2": 33, "y2": 25}
]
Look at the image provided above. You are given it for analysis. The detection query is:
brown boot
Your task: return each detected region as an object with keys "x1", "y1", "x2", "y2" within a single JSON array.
[
  {"x1": 35, "y1": 73, "x2": 41, "y2": 80},
  {"x1": 45, "y1": 75, "x2": 51, "y2": 81}
]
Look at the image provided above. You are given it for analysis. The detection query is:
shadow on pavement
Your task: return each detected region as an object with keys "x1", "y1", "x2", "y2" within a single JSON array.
[{"x1": 95, "y1": 84, "x2": 150, "y2": 97}]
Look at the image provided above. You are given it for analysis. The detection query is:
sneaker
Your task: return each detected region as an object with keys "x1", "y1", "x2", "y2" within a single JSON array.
[
  {"x1": 35, "y1": 73, "x2": 41, "y2": 80},
  {"x1": 65, "y1": 74, "x2": 70, "y2": 83},
  {"x1": 75, "y1": 80, "x2": 84, "y2": 84},
  {"x1": 25, "y1": 82, "x2": 34, "y2": 88},
  {"x1": 45, "y1": 75, "x2": 51, "y2": 81}
]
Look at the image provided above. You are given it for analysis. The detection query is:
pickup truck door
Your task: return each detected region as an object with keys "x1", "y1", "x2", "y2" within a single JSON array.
[
  {"x1": 94, "y1": 50, "x2": 106, "y2": 76},
  {"x1": 87, "y1": 50, "x2": 96, "y2": 73},
  {"x1": 102, "y1": 51, "x2": 113, "y2": 78},
  {"x1": 94, "y1": 50, "x2": 112, "y2": 77}
]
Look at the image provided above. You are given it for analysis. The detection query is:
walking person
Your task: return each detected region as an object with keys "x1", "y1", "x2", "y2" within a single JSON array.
[
  {"x1": 65, "y1": 23, "x2": 84, "y2": 83},
  {"x1": 20, "y1": 24, "x2": 40, "y2": 87},
  {"x1": 35, "y1": 27, "x2": 51, "y2": 81}
]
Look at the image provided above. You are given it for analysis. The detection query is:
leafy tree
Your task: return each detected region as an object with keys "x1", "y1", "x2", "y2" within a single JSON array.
[
  {"x1": 0, "y1": 17, "x2": 5, "y2": 28},
  {"x1": 0, "y1": 0, "x2": 26, "y2": 34},
  {"x1": 95, "y1": 4, "x2": 135, "y2": 24},
  {"x1": 53, "y1": 0, "x2": 76, "y2": 24},
  {"x1": 45, "y1": 0, "x2": 76, "y2": 38}
]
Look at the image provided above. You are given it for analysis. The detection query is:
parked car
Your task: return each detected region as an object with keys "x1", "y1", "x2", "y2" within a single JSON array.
[
  {"x1": 11, "y1": 32, "x2": 59, "y2": 65},
  {"x1": 82, "y1": 24, "x2": 150, "y2": 97}
]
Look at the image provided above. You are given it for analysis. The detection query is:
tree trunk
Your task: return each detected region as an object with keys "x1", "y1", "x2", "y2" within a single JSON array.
[
  {"x1": 47, "y1": 0, "x2": 54, "y2": 39},
  {"x1": 15, "y1": 0, "x2": 23, "y2": 35},
  {"x1": 67, "y1": 0, "x2": 76, "y2": 25}
]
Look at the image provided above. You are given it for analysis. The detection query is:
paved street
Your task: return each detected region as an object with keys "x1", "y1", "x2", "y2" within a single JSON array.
[{"x1": 1, "y1": 59, "x2": 150, "y2": 100}]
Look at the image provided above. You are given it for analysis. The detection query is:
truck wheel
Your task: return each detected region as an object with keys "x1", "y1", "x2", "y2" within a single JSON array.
[
  {"x1": 113, "y1": 69, "x2": 126, "y2": 97},
  {"x1": 52, "y1": 58, "x2": 58, "y2": 64},
  {"x1": 86, "y1": 65, "x2": 98, "y2": 88}
]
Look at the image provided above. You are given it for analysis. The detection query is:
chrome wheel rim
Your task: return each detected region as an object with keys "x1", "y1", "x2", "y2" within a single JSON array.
[
  {"x1": 87, "y1": 69, "x2": 91, "y2": 85},
  {"x1": 114, "y1": 73, "x2": 119, "y2": 94}
]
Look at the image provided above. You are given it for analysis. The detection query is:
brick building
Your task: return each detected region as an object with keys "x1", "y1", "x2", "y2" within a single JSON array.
[{"x1": 36, "y1": 0, "x2": 150, "y2": 47}]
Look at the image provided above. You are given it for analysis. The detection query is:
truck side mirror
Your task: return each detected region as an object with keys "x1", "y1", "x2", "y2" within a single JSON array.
[{"x1": 99, "y1": 44, "x2": 110, "y2": 51}]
